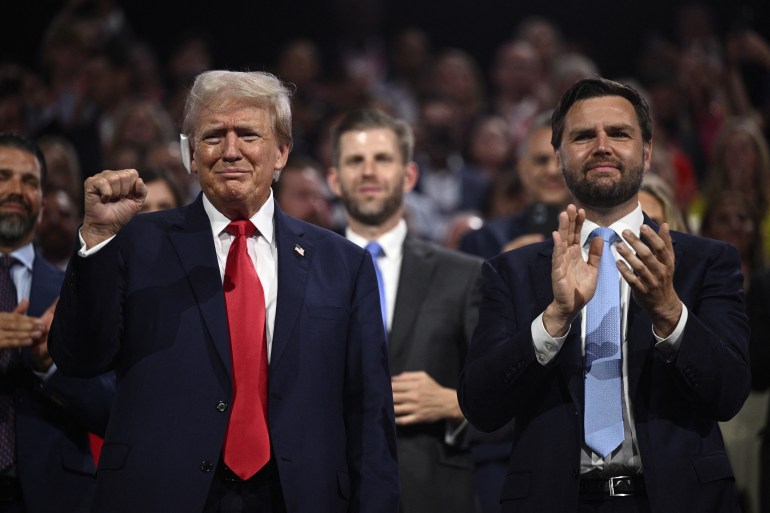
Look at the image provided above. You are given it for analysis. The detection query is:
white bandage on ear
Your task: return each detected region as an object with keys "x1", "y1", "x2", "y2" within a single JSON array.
[{"x1": 179, "y1": 134, "x2": 192, "y2": 174}]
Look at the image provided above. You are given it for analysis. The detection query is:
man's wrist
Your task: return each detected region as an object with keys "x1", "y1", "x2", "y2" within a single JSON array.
[
  {"x1": 542, "y1": 303, "x2": 574, "y2": 338},
  {"x1": 652, "y1": 301, "x2": 683, "y2": 339}
]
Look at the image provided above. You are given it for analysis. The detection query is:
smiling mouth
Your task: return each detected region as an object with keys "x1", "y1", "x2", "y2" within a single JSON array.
[
  {"x1": 216, "y1": 168, "x2": 250, "y2": 178},
  {"x1": 590, "y1": 163, "x2": 618, "y2": 170},
  {"x1": 0, "y1": 201, "x2": 28, "y2": 213}
]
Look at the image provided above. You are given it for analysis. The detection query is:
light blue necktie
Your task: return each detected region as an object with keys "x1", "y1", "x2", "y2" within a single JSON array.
[
  {"x1": 365, "y1": 241, "x2": 388, "y2": 335},
  {"x1": 584, "y1": 227, "x2": 624, "y2": 458}
]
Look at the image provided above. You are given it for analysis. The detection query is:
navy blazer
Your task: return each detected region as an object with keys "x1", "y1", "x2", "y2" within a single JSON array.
[
  {"x1": 49, "y1": 197, "x2": 399, "y2": 513},
  {"x1": 458, "y1": 222, "x2": 750, "y2": 512},
  {"x1": 14, "y1": 251, "x2": 114, "y2": 513}
]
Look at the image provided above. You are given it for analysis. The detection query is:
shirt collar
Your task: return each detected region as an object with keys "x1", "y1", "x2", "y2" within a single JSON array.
[
  {"x1": 202, "y1": 190, "x2": 275, "y2": 245},
  {"x1": 580, "y1": 203, "x2": 644, "y2": 249},
  {"x1": 346, "y1": 218, "x2": 407, "y2": 258},
  {"x1": 9, "y1": 243, "x2": 34, "y2": 272}
]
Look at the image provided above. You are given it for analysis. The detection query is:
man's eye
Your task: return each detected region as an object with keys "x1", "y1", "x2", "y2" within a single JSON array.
[{"x1": 203, "y1": 136, "x2": 221, "y2": 144}]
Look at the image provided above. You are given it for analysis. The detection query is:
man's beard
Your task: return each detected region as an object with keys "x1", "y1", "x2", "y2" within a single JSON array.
[
  {"x1": 339, "y1": 183, "x2": 404, "y2": 227},
  {"x1": 562, "y1": 156, "x2": 644, "y2": 209},
  {"x1": 0, "y1": 197, "x2": 37, "y2": 246}
]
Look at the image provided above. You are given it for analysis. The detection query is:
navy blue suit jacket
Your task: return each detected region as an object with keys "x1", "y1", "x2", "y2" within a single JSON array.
[
  {"x1": 13, "y1": 251, "x2": 114, "y2": 513},
  {"x1": 49, "y1": 197, "x2": 399, "y2": 513},
  {"x1": 458, "y1": 223, "x2": 750, "y2": 512}
]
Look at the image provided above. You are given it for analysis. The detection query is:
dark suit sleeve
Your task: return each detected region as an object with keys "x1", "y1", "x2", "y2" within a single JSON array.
[
  {"x1": 344, "y1": 251, "x2": 400, "y2": 512},
  {"x1": 49, "y1": 240, "x2": 124, "y2": 377},
  {"x1": 669, "y1": 242, "x2": 751, "y2": 421},
  {"x1": 39, "y1": 370, "x2": 116, "y2": 436},
  {"x1": 29, "y1": 253, "x2": 116, "y2": 435},
  {"x1": 458, "y1": 257, "x2": 555, "y2": 432}
]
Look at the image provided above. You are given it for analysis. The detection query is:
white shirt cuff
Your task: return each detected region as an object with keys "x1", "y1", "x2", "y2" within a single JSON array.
[
  {"x1": 33, "y1": 362, "x2": 57, "y2": 381},
  {"x1": 532, "y1": 313, "x2": 569, "y2": 366},
  {"x1": 78, "y1": 230, "x2": 115, "y2": 257},
  {"x1": 444, "y1": 419, "x2": 467, "y2": 446},
  {"x1": 653, "y1": 303, "x2": 688, "y2": 362}
]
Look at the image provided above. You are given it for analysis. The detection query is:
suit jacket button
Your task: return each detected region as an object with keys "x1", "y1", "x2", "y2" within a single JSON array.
[
  {"x1": 216, "y1": 401, "x2": 228, "y2": 412},
  {"x1": 200, "y1": 461, "x2": 214, "y2": 472}
]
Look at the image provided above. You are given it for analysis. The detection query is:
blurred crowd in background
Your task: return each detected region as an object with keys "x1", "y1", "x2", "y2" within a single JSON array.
[{"x1": 5, "y1": 0, "x2": 770, "y2": 511}]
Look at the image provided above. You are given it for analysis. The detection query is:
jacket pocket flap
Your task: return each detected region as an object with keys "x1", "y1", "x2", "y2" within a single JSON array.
[{"x1": 692, "y1": 452, "x2": 734, "y2": 483}]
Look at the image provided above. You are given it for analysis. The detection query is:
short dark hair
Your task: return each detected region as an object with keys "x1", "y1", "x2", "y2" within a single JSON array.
[
  {"x1": 551, "y1": 77, "x2": 653, "y2": 149},
  {"x1": 0, "y1": 132, "x2": 47, "y2": 188},
  {"x1": 331, "y1": 110, "x2": 414, "y2": 167}
]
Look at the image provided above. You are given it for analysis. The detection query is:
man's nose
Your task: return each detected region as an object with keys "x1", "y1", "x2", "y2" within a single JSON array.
[
  {"x1": 3, "y1": 177, "x2": 24, "y2": 196},
  {"x1": 222, "y1": 133, "x2": 242, "y2": 161},
  {"x1": 593, "y1": 132, "x2": 612, "y2": 154},
  {"x1": 361, "y1": 159, "x2": 376, "y2": 176}
]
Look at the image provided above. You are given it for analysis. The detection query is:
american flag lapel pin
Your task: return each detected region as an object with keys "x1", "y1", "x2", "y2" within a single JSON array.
[{"x1": 294, "y1": 244, "x2": 305, "y2": 257}]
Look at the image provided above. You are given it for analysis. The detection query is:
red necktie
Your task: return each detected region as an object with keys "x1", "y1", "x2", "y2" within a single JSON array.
[{"x1": 222, "y1": 220, "x2": 270, "y2": 479}]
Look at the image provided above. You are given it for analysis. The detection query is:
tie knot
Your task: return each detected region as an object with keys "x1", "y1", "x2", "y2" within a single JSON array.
[
  {"x1": 365, "y1": 241, "x2": 384, "y2": 258},
  {"x1": 225, "y1": 220, "x2": 257, "y2": 239},
  {"x1": 590, "y1": 227, "x2": 617, "y2": 244},
  {"x1": 0, "y1": 255, "x2": 16, "y2": 272}
]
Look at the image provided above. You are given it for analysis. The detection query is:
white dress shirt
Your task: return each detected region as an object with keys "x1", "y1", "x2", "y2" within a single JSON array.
[
  {"x1": 202, "y1": 193, "x2": 278, "y2": 362},
  {"x1": 345, "y1": 219, "x2": 407, "y2": 333}
]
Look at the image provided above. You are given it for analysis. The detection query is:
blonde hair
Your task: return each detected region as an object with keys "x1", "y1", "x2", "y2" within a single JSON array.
[
  {"x1": 705, "y1": 116, "x2": 770, "y2": 215},
  {"x1": 182, "y1": 70, "x2": 293, "y2": 148},
  {"x1": 640, "y1": 173, "x2": 688, "y2": 232}
]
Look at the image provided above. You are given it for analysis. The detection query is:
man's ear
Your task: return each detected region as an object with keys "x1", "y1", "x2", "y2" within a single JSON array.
[
  {"x1": 275, "y1": 143, "x2": 290, "y2": 171},
  {"x1": 327, "y1": 167, "x2": 341, "y2": 198},
  {"x1": 35, "y1": 202, "x2": 45, "y2": 228},
  {"x1": 643, "y1": 141, "x2": 653, "y2": 172},
  {"x1": 180, "y1": 134, "x2": 193, "y2": 174},
  {"x1": 404, "y1": 162, "x2": 419, "y2": 193}
]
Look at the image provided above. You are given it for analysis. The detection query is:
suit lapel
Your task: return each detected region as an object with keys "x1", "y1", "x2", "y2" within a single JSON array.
[
  {"x1": 29, "y1": 254, "x2": 61, "y2": 316},
  {"x1": 388, "y1": 238, "x2": 434, "y2": 367},
  {"x1": 271, "y1": 207, "x2": 312, "y2": 370},
  {"x1": 167, "y1": 197, "x2": 232, "y2": 375}
]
